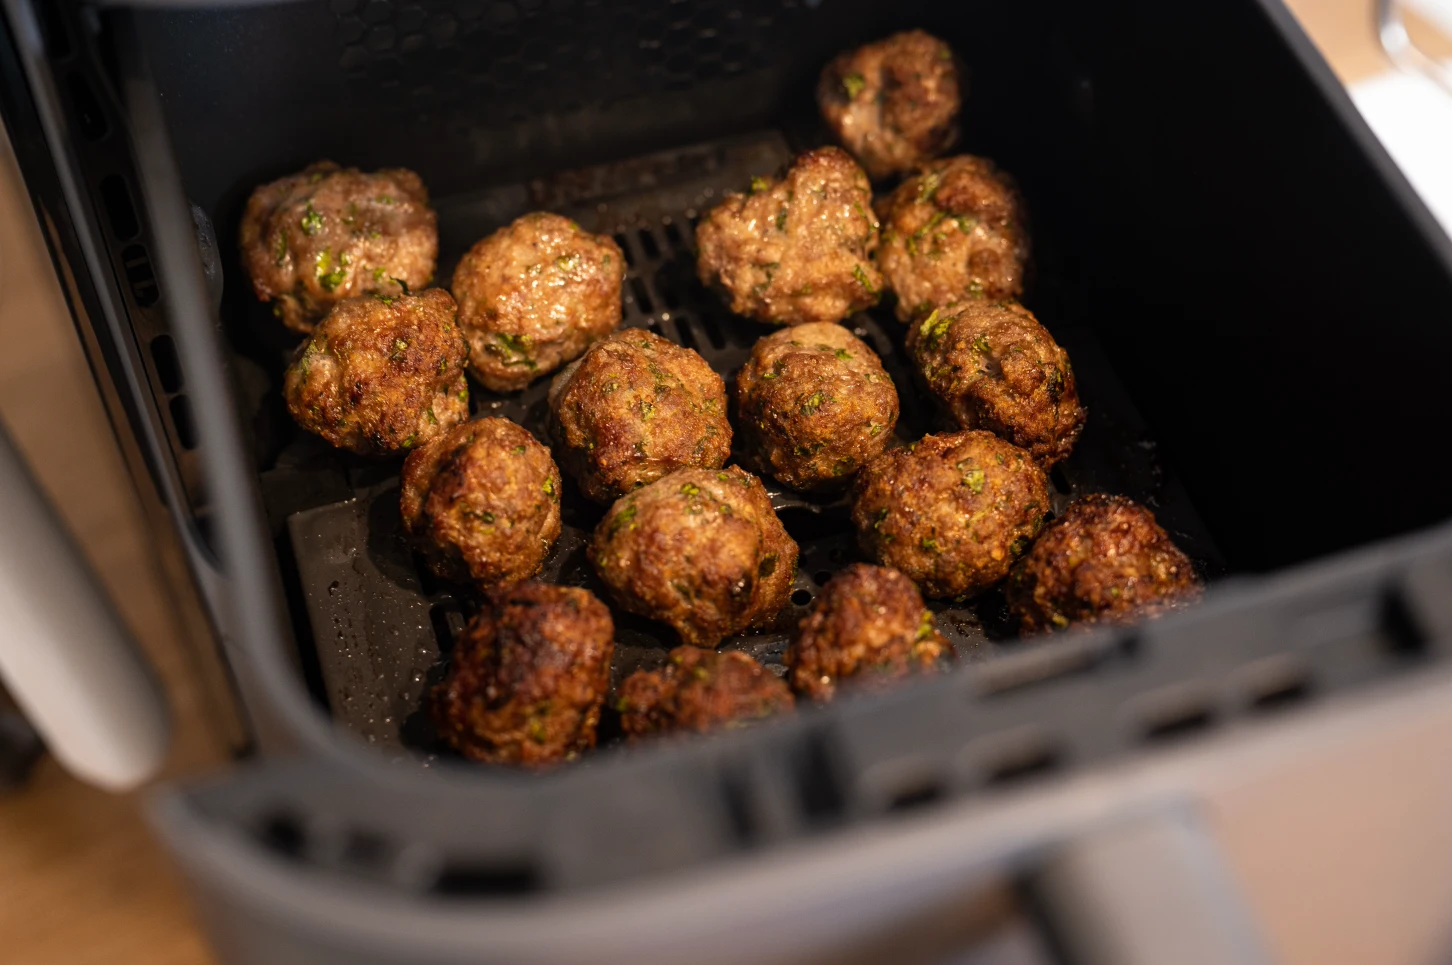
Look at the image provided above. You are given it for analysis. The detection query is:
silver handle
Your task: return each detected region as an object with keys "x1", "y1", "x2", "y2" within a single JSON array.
[
  {"x1": 1026, "y1": 807, "x2": 1275, "y2": 965},
  {"x1": 0, "y1": 417, "x2": 170, "y2": 789}
]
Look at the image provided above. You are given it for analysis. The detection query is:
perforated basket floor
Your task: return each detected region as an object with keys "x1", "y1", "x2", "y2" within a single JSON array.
[{"x1": 265, "y1": 131, "x2": 1224, "y2": 752}]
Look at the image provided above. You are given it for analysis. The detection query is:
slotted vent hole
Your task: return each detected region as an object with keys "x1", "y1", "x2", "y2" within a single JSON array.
[
  {"x1": 122, "y1": 244, "x2": 159, "y2": 307},
  {"x1": 100, "y1": 175, "x2": 139, "y2": 241},
  {"x1": 629, "y1": 276, "x2": 654, "y2": 314},
  {"x1": 432, "y1": 861, "x2": 541, "y2": 897},
  {"x1": 149, "y1": 335, "x2": 183, "y2": 393},
  {"x1": 168, "y1": 395, "x2": 198, "y2": 450}
]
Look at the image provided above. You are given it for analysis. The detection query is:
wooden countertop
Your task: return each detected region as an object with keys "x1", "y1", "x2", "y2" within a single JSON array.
[{"x1": 1, "y1": 3, "x2": 1448, "y2": 963}]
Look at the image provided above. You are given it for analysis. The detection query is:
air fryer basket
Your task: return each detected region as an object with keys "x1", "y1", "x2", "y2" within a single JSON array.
[
  {"x1": 283, "y1": 129, "x2": 1224, "y2": 748},
  {"x1": 11, "y1": 0, "x2": 1452, "y2": 961}
]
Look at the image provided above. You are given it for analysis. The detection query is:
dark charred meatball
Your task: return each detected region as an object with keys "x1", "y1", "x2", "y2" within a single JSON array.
[
  {"x1": 589, "y1": 467, "x2": 798, "y2": 647},
  {"x1": 786, "y1": 564, "x2": 948, "y2": 702},
  {"x1": 735, "y1": 322, "x2": 898, "y2": 491},
  {"x1": 400, "y1": 418, "x2": 562, "y2": 586},
  {"x1": 908, "y1": 301, "x2": 1084, "y2": 467},
  {"x1": 695, "y1": 147, "x2": 883, "y2": 327},
  {"x1": 818, "y1": 30, "x2": 962, "y2": 181},
  {"x1": 283, "y1": 289, "x2": 468, "y2": 456},
  {"x1": 432, "y1": 582, "x2": 613, "y2": 768},
  {"x1": 875, "y1": 156, "x2": 1029, "y2": 319},
  {"x1": 452, "y1": 212, "x2": 625, "y2": 392},
  {"x1": 617, "y1": 646, "x2": 794, "y2": 739},
  {"x1": 1008, "y1": 494, "x2": 1201, "y2": 634},
  {"x1": 548, "y1": 330, "x2": 730, "y2": 503},
  {"x1": 852, "y1": 430, "x2": 1050, "y2": 599},
  {"x1": 241, "y1": 161, "x2": 437, "y2": 334}
]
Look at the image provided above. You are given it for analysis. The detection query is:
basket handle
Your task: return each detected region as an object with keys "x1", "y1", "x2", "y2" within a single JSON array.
[
  {"x1": 1026, "y1": 807, "x2": 1275, "y2": 965},
  {"x1": 0, "y1": 418, "x2": 169, "y2": 789}
]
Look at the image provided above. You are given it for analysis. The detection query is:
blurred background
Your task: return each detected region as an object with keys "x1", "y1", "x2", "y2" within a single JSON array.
[{"x1": 2, "y1": 1, "x2": 1452, "y2": 963}]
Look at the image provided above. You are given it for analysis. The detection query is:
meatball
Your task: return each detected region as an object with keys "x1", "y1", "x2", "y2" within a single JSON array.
[
  {"x1": 907, "y1": 300, "x2": 1084, "y2": 467},
  {"x1": 451, "y1": 212, "x2": 625, "y2": 392},
  {"x1": 817, "y1": 30, "x2": 962, "y2": 181},
  {"x1": 588, "y1": 467, "x2": 798, "y2": 647},
  {"x1": 283, "y1": 289, "x2": 469, "y2": 456},
  {"x1": 695, "y1": 147, "x2": 883, "y2": 327},
  {"x1": 735, "y1": 322, "x2": 898, "y2": 491},
  {"x1": 400, "y1": 418, "x2": 562, "y2": 586},
  {"x1": 787, "y1": 564, "x2": 949, "y2": 702},
  {"x1": 1007, "y1": 494, "x2": 1201, "y2": 634},
  {"x1": 617, "y1": 646, "x2": 794, "y2": 739},
  {"x1": 240, "y1": 161, "x2": 437, "y2": 334},
  {"x1": 875, "y1": 155, "x2": 1029, "y2": 320},
  {"x1": 432, "y1": 582, "x2": 613, "y2": 768},
  {"x1": 852, "y1": 430, "x2": 1050, "y2": 599},
  {"x1": 548, "y1": 330, "x2": 731, "y2": 503}
]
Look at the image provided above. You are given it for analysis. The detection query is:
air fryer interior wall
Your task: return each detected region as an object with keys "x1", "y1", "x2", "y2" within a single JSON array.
[{"x1": 128, "y1": 0, "x2": 1452, "y2": 739}]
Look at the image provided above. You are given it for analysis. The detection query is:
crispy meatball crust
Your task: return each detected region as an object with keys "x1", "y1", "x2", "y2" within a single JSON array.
[
  {"x1": 786, "y1": 564, "x2": 948, "y2": 702},
  {"x1": 400, "y1": 418, "x2": 562, "y2": 586},
  {"x1": 618, "y1": 646, "x2": 794, "y2": 738},
  {"x1": 548, "y1": 330, "x2": 731, "y2": 503},
  {"x1": 283, "y1": 289, "x2": 469, "y2": 456},
  {"x1": 695, "y1": 147, "x2": 883, "y2": 327},
  {"x1": 908, "y1": 300, "x2": 1085, "y2": 467},
  {"x1": 852, "y1": 430, "x2": 1050, "y2": 599},
  {"x1": 432, "y1": 582, "x2": 613, "y2": 768},
  {"x1": 588, "y1": 467, "x2": 798, "y2": 647},
  {"x1": 875, "y1": 156, "x2": 1029, "y2": 320},
  {"x1": 735, "y1": 322, "x2": 898, "y2": 491},
  {"x1": 240, "y1": 161, "x2": 437, "y2": 334},
  {"x1": 817, "y1": 30, "x2": 962, "y2": 181},
  {"x1": 1007, "y1": 494, "x2": 1201, "y2": 633},
  {"x1": 451, "y1": 212, "x2": 625, "y2": 392}
]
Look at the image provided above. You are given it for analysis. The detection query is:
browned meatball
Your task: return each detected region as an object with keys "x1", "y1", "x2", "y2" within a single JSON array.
[
  {"x1": 432, "y1": 582, "x2": 613, "y2": 768},
  {"x1": 786, "y1": 564, "x2": 948, "y2": 702},
  {"x1": 875, "y1": 156, "x2": 1029, "y2": 320},
  {"x1": 400, "y1": 418, "x2": 562, "y2": 586},
  {"x1": 451, "y1": 212, "x2": 625, "y2": 392},
  {"x1": 1007, "y1": 494, "x2": 1201, "y2": 634},
  {"x1": 283, "y1": 289, "x2": 468, "y2": 456},
  {"x1": 695, "y1": 147, "x2": 883, "y2": 327},
  {"x1": 735, "y1": 323, "x2": 898, "y2": 491},
  {"x1": 588, "y1": 467, "x2": 798, "y2": 647},
  {"x1": 852, "y1": 430, "x2": 1049, "y2": 599},
  {"x1": 817, "y1": 30, "x2": 962, "y2": 181},
  {"x1": 617, "y1": 646, "x2": 794, "y2": 739},
  {"x1": 548, "y1": 330, "x2": 730, "y2": 503},
  {"x1": 907, "y1": 301, "x2": 1085, "y2": 467},
  {"x1": 240, "y1": 161, "x2": 437, "y2": 334}
]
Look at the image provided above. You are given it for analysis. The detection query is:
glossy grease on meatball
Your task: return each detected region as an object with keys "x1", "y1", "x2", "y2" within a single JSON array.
[
  {"x1": 852, "y1": 430, "x2": 1049, "y2": 599},
  {"x1": 875, "y1": 156, "x2": 1029, "y2": 319},
  {"x1": 695, "y1": 147, "x2": 883, "y2": 327},
  {"x1": 240, "y1": 161, "x2": 437, "y2": 334},
  {"x1": 452, "y1": 212, "x2": 625, "y2": 392},
  {"x1": 1007, "y1": 494, "x2": 1200, "y2": 633},
  {"x1": 908, "y1": 300, "x2": 1084, "y2": 467},
  {"x1": 283, "y1": 289, "x2": 468, "y2": 456},
  {"x1": 432, "y1": 582, "x2": 613, "y2": 768},
  {"x1": 735, "y1": 322, "x2": 898, "y2": 491},
  {"x1": 786, "y1": 564, "x2": 948, "y2": 702},
  {"x1": 617, "y1": 646, "x2": 794, "y2": 739},
  {"x1": 589, "y1": 467, "x2": 797, "y2": 647},
  {"x1": 400, "y1": 418, "x2": 562, "y2": 586},
  {"x1": 548, "y1": 330, "x2": 730, "y2": 503},
  {"x1": 817, "y1": 30, "x2": 962, "y2": 180}
]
